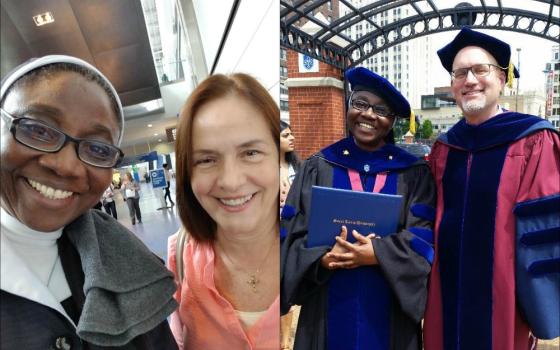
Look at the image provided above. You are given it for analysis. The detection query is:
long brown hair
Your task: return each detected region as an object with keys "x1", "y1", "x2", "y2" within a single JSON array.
[{"x1": 175, "y1": 73, "x2": 280, "y2": 242}]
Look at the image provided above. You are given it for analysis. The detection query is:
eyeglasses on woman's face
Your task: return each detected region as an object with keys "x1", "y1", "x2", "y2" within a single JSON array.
[
  {"x1": 350, "y1": 99, "x2": 393, "y2": 118},
  {"x1": 451, "y1": 63, "x2": 504, "y2": 81},
  {"x1": 1, "y1": 108, "x2": 123, "y2": 168}
]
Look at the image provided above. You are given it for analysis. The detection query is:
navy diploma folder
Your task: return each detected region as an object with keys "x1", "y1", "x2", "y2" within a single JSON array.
[{"x1": 307, "y1": 186, "x2": 403, "y2": 247}]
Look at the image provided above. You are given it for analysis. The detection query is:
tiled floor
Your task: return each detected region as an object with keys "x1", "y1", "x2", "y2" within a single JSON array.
[{"x1": 110, "y1": 182, "x2": 181, "y2": 262}]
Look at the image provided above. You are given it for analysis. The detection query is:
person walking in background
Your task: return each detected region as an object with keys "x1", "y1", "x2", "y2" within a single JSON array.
[
  {"x1": 121, "y1": 172, "x2": 142, "y2": 225},
  {"x1": 423, "y1": 27, "x2": 560, "y2": 350},
  {"x1": 167, "y1": 73, "x2": 280, "y2": 349},
  {"x1": 0, "y1": 55, "x2": 177, "y2": 349},
  {"x1": 279, "y1": 120, "x2": 301, "y2": 350},
  {"x1": 281, "y1": 67, "x2": 436, "y2": 350},
  {"x1": 163, "y1": 163, "x2": 175, "y2": 206},
  {"x1": 279, "y1": 120, "x2": 300, "y2": 211},
  {"x1": 102, "y1": 184, "x2": 118, "y2": 219}
]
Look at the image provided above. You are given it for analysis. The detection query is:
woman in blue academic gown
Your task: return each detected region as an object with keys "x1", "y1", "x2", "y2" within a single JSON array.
[{"x1": 281, "y1": 67, "x2": 436, "y2": 350}]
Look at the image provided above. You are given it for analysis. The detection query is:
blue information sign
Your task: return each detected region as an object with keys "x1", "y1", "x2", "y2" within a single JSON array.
[{"x1": 151, "y1": 169, "x2": 167, "y2": 189}]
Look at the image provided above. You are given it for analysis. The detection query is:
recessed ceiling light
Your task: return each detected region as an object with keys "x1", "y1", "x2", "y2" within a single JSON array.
[
  {"x1": 33, "y1": 12, "x2": 55, "y2": 26},
  {"x1": 154, "y1": 133, "x2": 158, "y2": 136},
  {"x1": 143, "y1": 100, "x2": 163, "y2": 112},
  {"x1": 158, "y1": 139, "x2": 162, "y2": 142},
  {"x1": 147, "y1": 124, "x2": 153, "y2": 127}
]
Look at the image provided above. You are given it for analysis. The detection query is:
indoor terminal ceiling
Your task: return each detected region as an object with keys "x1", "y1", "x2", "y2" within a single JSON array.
[
  {"x1": 1, "y1": 0, "x2": 167, "y2": 148},
  {"x1": 1, "y1": 0, "x2": 161, "y2": 106}
]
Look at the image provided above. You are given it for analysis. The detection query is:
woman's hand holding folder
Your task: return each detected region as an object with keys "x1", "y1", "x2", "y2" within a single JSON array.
[
  {"x1": 320, "y1": 226, "x2": 380, "y2": 269},
  {"x1": 320, "y1": 226, "x2": 349, "y2": 270}
]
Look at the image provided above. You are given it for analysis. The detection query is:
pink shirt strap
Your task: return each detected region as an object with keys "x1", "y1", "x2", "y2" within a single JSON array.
[
  {"x1": 348, "y1": 169, "x2": 364, "y2": 192},
  {"x1": 347, "y1": 169, "x2": 387, "y2": 193},
  {"x1": 372, "y1": 173, "x2": 387, "y2": 193}
]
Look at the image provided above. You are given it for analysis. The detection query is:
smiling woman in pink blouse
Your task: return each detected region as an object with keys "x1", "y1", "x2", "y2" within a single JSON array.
[{"x1": 167, "y1": 73, "x2": 280, "y2": 349}]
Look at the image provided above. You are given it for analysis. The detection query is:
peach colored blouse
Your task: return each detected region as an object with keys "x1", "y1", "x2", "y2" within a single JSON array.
[{"x1": 167, "y1": 233, "x2": 280, "y2": 350}]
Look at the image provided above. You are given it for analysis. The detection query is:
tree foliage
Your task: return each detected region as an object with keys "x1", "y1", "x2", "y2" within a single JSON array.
[
  {"x1": 420, "y1": 120, "x2": 433, "y2": 139},
  {"x1": 393, "y1": 118, "x2": 410, "y2": 141}
]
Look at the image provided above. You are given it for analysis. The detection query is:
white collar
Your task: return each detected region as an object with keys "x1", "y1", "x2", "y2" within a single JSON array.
[
  {"x1": 0, "y1": 208, "x2": 75, "y2": 327},
  {"x1": 1, "y1": 207, "x2": 63, "y2": 244}
]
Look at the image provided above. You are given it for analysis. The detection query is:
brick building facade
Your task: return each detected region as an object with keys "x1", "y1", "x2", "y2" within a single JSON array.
[{"x1": 285, "y1": 49, "x2": 346, "y2": 159}]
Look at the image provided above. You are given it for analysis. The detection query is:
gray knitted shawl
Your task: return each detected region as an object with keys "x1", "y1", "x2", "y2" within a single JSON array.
[{"x1": 65, "y1": 210, "x2": 178, "y2": 346}]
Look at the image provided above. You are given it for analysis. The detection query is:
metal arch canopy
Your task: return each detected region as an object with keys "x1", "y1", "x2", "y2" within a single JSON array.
[{"x1": 281, "y1": 0, "x2": 560, "y2": 70}]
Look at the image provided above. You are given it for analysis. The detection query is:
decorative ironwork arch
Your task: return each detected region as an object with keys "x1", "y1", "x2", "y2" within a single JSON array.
[{"x1": 281, "y1": 0, "x2": 560, "y2": 69}]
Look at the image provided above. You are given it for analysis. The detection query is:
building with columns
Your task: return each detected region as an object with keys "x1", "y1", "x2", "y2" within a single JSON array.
[
  {"x1": 544, "y1": 45, "x2": 560, "y2": 129},
  {"x1": 415, "y1": 87, "x2": 548, "y2": 137}
]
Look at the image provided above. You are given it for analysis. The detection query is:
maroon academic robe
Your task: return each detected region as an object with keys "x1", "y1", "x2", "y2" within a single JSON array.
[{"x1": 424, "y1": 113, "x2": 560, "y2": 350}]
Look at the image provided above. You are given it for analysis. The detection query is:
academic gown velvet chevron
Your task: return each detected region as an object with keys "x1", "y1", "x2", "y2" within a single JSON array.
[
  {"x1": 423, "y1": 112, "x2": 560, "y2": 350},
  {"x1": 281, "y1": 137, "x2": 437, "y2": 350}
]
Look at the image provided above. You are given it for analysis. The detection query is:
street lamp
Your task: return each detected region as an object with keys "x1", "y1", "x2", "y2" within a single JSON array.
[{"x1": 515, "y1": 48, "x2": 521, "y2": 112}]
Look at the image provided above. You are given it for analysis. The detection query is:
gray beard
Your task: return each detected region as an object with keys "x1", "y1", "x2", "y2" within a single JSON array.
[{"x1": 462, "y1": 97, "x2": 486, "y2": 114}]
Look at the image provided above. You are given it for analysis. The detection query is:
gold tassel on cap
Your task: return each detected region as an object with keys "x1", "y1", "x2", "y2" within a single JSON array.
[
  {"x1": 409, "y1": 110, "x2": 416, "y2": 134},
  {"x1": 507, "y1": 62, "x2": 514, "y2": 89}
]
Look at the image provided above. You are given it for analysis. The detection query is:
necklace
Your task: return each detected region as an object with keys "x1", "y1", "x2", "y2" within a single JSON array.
[
  {"x1": 280, "y1": 163, "x2": 290, "y2": 185},
  {"x1": 218, "y1": 236, "x2": 277, "y2": 293}
]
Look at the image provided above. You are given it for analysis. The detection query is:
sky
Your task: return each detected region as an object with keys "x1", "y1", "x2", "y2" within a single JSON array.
[
  {"x1": 405, "y1": 0, "x2": 559, "y2": 94},
  {"x1": 335, "y1": 0, "x2": 558, "y2": 94}
]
